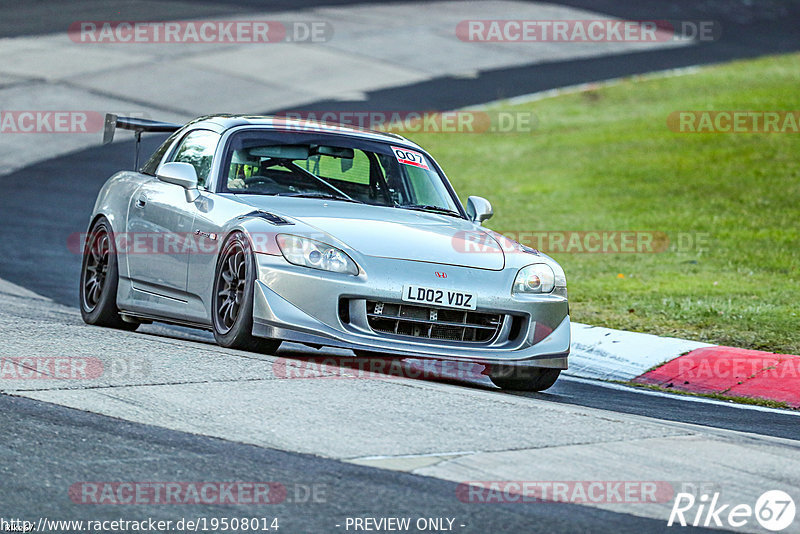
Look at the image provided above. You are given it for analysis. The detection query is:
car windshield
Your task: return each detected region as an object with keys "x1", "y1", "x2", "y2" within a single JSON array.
[{"x1": 219, "y1": 130, "x2": 461, "y2": 215}]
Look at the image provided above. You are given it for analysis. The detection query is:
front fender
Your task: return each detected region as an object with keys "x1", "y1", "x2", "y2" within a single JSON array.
[{"x1": 88, "y1": 171, "x2": 151, "y2": 279}]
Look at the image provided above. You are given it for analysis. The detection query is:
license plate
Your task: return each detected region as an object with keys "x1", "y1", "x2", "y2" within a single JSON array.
[{"x1": 402, "y1": 285, "x2": 476, "y2": 311}]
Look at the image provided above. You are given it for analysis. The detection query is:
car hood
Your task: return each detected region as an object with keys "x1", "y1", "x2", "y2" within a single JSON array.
[{"x1": 235, "y1": 196, "x2": 505, "y2": 270}]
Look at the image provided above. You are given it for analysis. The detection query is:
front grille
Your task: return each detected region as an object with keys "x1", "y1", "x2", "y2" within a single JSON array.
[{"x1": 366, "y1": 300, "x2": 503, "y2": 343}]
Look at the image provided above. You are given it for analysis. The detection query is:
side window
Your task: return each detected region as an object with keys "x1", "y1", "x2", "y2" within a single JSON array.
[
  {"x1": 171, "y1": 130, "x2": 220, "y2": 188},
  {"x1": 140, "y1": 130, "x2": 182, "y2": 175}
]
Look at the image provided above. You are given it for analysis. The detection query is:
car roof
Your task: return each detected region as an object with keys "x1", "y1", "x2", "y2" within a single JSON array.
[{"x1": 187, "y1": 114, "x2": 424, "y2": 150}]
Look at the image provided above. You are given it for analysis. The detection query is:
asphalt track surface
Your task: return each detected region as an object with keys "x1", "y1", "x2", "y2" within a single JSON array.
[
  {"x1": 3, "y1": 393, "x2": 725, "y2": 533},
  {"x1": 1, "y1": 1, "x2": 799, "y2": 532}
]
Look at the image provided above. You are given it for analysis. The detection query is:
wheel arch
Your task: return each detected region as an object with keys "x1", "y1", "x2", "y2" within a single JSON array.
[
  {"x1": 223, "y1": 219, "x2": 283, "y2": 257},
  {"x1": 85, "y1": 211, "x2": 131, "y2": 281}
]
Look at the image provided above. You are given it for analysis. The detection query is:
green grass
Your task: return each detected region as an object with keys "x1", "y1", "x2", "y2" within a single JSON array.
[
  {"x1": 623, "y1": 381, "x2": 793, "y2": 410},
  {"x1": 405, "y1": 53, "x2": 800, "y2": 354}
]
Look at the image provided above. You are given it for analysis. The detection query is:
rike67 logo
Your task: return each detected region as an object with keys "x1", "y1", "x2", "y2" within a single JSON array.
[{"x1": 668, "y1": 490, "x2": 796, "y2": 531}]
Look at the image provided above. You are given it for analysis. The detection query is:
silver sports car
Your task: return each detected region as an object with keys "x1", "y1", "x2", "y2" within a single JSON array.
[{"x1": 81, "y1": 114, "x2": 569, "y2": 391}]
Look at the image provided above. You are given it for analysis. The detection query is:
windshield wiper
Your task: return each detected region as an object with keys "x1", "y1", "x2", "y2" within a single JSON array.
[
  {"x1": 396, "y1": 204, "x2": 462, "y2": 217},
  {"x1": 278, "y1": 192, "x2": 363, "y2": 203},
  {"x1": 287, "y1": 162, "x2": 356, "y2": 201}
]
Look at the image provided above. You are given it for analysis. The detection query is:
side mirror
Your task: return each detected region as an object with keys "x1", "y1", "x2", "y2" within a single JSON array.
[
  {"x1": 157, "y1": 162, "x2": 200, "y2": 202},
  {"x1": 466, "y1": 196, "x2": 493, "y2": 224}
]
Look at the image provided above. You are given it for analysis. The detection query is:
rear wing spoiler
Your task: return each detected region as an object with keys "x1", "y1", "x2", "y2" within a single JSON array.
[{"x1": 103, "y1": 113, "x2": 183, "y2": 168}]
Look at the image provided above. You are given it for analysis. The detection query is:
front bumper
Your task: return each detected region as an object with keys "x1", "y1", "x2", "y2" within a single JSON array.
[{"x1": 252, "y1": 254, "x2": 570, "y2": 369}]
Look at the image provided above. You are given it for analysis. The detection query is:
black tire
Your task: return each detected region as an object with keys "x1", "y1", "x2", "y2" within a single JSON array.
[
  {"x1": 212, "y1": 232, "x2": 281, "y2": 354},
  {"x1": 488, "y1": 365, "x2": 561, "y2": 391},
  {"x1": 79, "y1": 217, "x2": 139, "y2": 331}
]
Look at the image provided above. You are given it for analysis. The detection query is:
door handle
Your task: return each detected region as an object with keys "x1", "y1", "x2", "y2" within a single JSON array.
[{"x1": 135, "y1": 194, "x2": 147, "y2": 208}]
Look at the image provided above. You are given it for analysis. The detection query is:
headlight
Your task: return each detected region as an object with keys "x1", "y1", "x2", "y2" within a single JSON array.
[
  {"x1": 513, "y1": 263, "x2": 564, "y2": 294},
  {"x1": 275, "y1": 234, "x2": 359, "y2": 275}
]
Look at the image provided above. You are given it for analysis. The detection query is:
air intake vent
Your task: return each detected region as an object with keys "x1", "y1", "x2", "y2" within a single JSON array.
[
  {"x1": 240, "y1": 210, "x2": 293, "y2": 225},
  {"x1": 366, "y1": 300, "x2": 503, "y2": 343}
]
